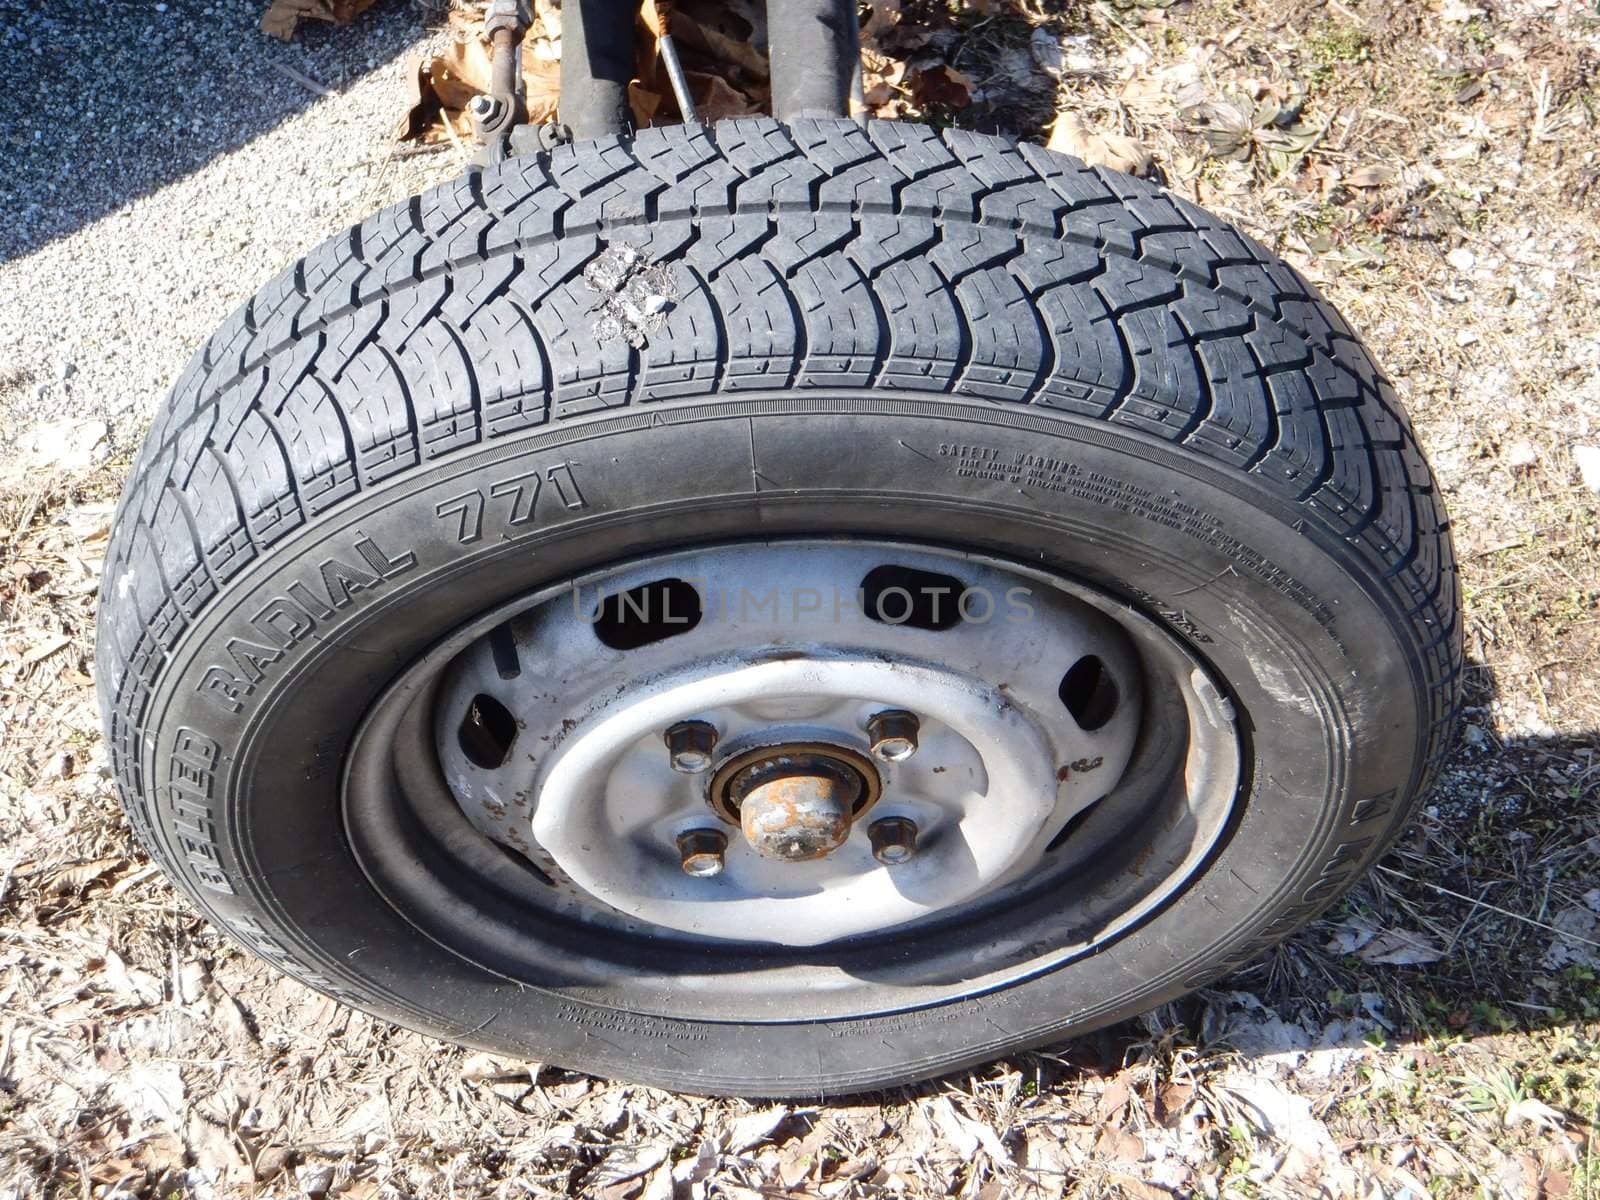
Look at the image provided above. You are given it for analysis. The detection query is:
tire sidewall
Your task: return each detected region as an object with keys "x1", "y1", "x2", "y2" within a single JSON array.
[{"x1": 137, "y1": 395, "x2": 1423, "y2": 1094}]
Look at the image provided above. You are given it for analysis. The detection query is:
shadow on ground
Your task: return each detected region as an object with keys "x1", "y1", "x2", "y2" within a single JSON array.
[
  {"x1": 0, "y1": 0, "x2": 443, "y2": 264},
  {"x1": 883, "y1": 656, "x2": 1600, "y2": 1100}
]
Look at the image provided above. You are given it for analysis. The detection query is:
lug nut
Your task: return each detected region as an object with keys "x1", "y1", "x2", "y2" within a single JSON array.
[
  {"x1": 665, "y1": 720, "x2": 717, "y2": 773},
  {"x1": 677, "y1": 828, "x2": 728, "y2": 877},
  {"x1": 866, "y1": 710, "x2": 920, "y2": 762},
  {"x1": 868, "y1": 816, "x2": 919, "y2": 865}
]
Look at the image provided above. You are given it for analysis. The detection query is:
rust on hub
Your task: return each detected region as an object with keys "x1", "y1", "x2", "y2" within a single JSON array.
[{"x1": 728, "y1": 751, "x2": 865, "y2": 862}]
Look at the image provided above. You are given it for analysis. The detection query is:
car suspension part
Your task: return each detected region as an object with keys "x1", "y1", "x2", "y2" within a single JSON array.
[{"x1": 477, "y1": 0, "x2": 859, "y2": 150}]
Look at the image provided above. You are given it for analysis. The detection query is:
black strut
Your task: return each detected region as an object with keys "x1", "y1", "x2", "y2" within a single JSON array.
[
  {"x1": 560, "y1": 0, "x2": 640, "y2": 140},
  {"x1": 508, "y1": 0, "x2": 862, "y2": 147},
  {"x1": 768, "y1": 0, "x2": 860, "y2": 122}
]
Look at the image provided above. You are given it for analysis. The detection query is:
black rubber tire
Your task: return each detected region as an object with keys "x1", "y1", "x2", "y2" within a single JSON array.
[{"x1": 96, "y1": 118, "x2": 1462, "y2": 1097}]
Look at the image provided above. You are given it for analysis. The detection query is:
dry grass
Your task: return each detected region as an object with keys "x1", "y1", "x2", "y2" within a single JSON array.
[{"x1": 3, "y1": 0, "x2": 1600, "y2": 1196}]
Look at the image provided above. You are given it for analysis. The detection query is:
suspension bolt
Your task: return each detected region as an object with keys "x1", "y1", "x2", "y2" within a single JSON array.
[
  {"x1": 868, "y1": 816, "x2": 919, "y2": 865},
  {"x1": 665, "y1": 720, "x2": 717, "y2": 773},
  {"x1": 677, "y1": 828, "x2": 728, "y2": 877},
  {"x1": 866, "y1": 710, "x2": 920, "y2": 762}
]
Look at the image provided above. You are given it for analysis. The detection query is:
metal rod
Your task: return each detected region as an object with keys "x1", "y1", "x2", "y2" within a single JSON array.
[
  {"x1": 659, "y1": 33, "x2": 698, "y2": 124},
  {"x1": 768, "y1": 0, "x2": 859, "y2": 122},
  {"x1": 559, "y1": 0, "x2": 638, "y2": 140},
  {"x1": 489, "y1": 27, "x2": 518, "y2": 112}
]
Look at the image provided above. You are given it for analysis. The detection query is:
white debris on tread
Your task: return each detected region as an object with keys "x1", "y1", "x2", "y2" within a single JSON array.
[{"x1": 582, "y1": 244, "x2": 678, "y2": 349}]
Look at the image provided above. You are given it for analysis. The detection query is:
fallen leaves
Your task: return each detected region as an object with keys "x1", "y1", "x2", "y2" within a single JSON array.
[
  {"x1": 260, "y1": 0, "x2": 379, "y2": 42},
  {"x1": 1541, "y1": 891, "x2": 1600, "y2": 970},
  {"x1": 1212, "y1": 1071, "x2": 1344, "y2": 1185},
  {"x1": 588, "y1": 1141, "x2": 671, "y2": 1187},
  {"x1": 727, "y1": 1105, "x2": 790, "y2": 1153},
  {"x1": 909, "y1": 64, "x2": 976, "y2": 110},
  {"x1": 922, "y1": 1096, "x2": 1009, "y2": 1162},
  {"x1": 1575, "y1": 445, "x2": 1600, "y2": 495},
  {"x1": 1046, "y1": 110, "x2": 1154, "y2": 176},
  {"x1": 44, "y1": 856, "x2": 125, "y2": 896},
  {"x1": 19, "y1": 632, "x2": 70, "y2": 667},
  {"x1": 1347, "y1": 163, "x2": 1397, "y2": 188},
  {"x1": 1358, "y1": 928, "x2": 1447, "y2": 966},
  {"x1": 1031, "y1": 28, "x2": 1102, "y2": 80},
  {"x1": 399, "y1": 6, "x2": 563, "y2": 144}
]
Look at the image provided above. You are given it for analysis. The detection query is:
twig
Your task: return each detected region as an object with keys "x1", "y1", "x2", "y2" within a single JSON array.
[
  {"x1": 1375, "y1": 865, "x2": 1600, "y2": 950},
  {"x1": 1090, "y1": 1, "x2": 1154, "y2": 59},
  {"x1": 439, "y1": 108, "x2": 473, "y2": 172},
  {"x1": 270, "y1": 60, "x2": 335, "y2": 98}
]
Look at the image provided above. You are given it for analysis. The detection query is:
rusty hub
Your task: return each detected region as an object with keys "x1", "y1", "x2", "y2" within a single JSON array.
[{"x1": 716, "y1": 745, "x2": 878, "y2": 862}]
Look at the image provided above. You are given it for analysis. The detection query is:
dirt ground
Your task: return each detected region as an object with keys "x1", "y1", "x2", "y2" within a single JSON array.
[{"x1": 2, "y1": 1, "x2": 1600, "y2": 1197}]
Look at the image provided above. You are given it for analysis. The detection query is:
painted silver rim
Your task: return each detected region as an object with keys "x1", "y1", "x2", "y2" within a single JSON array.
[
  {"x1": 435, "y1": 544, "x2": 1144, "y2": 945},
  {"x1": 345, "y1": 539, "x2": 1244, "y2": 1020}
]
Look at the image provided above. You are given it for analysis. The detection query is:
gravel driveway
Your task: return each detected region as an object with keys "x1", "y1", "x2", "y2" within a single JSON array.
[{"x1": 0, "y1": 0, "x2": 459, "y2": 456}]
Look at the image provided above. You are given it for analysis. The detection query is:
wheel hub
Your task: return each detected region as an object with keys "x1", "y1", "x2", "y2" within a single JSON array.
[
  {"x1": 728, "y1": 747, "x2": 866, "y2": 862},
  {"x1": 432, "y1": 543, "x2": 1147, "y2": 946}
]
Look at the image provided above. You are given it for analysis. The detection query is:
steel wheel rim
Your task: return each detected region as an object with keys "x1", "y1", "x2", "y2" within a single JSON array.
[{"x1": 344, "y1": 539, "x2": 1245, "y2": 1022}]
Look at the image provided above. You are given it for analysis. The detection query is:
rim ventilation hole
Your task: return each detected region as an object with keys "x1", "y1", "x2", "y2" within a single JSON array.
[
  {"x1": 458, "y1": 693, "x2": 518, "y2": 769},
  {"x1": 592, "y1": 577, "x2": 703, "y2": 650},
  {"x1": 860, "y1": 564, "x2": 970, "y2": 632},
  {"x1": 1059, "y1": 655, "x2": 1118, "y2": 731}
]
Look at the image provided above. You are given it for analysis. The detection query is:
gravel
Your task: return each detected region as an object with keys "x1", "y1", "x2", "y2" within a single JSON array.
[{"x1": 0, "y1": 0, "x2": 461, "y2": 455}]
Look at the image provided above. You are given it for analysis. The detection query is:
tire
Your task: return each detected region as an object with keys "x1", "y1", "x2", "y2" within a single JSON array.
[{"x1": 96, "y1": 117, "x2": 1462, "y2": 1097}]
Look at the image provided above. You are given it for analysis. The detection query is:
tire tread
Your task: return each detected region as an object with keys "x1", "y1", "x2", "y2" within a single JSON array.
[{"x1": 97, "y1": 116, "x2": 1462, "y2": 861}]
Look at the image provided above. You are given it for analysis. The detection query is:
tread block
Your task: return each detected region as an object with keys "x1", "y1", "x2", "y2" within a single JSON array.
[
  {"x1": 873, "y1": 257, "x2": 962, "y2": 391},
  {"x1": 791, "y1": 256, "x2": 880, "y2": 388},
  {"x1": 954, "y1": 267, "x2": 1045, "y2": 402},
  {"x1": 710, "y1": 256, "x2": 799, "y2": 390}
]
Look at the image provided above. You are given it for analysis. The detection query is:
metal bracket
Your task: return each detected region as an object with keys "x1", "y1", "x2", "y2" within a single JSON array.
[{"x1": 473, "y1": 0, "x2": 534, "y2": 155}]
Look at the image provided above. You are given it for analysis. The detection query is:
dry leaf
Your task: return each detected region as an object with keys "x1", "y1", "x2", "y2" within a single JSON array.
[
  {"x1": 46, "y1": 856, "x2": 123, "y2": 895},
  {"x1": 727, "y1": 1105, "x2": 790, "y2": 1152},
  {"x1": 926, "y1": 1096, "x2": 981, "y2": 1157},
  {"x1": 216, "y1": 993, "x2": 259, "y2": 1046},
  {"x1": 102, "y1": 947, "x2": 165, "y2": 1007},
  {"x1": 1095, "y1": 1125, "x2": 1146, "y2": 1162},
  {"x1": 910, "y1": 64, "x2": 975, "y2": 109},
  {"x1": 1347, "y1": 164, "x2": 1396, "y2": 188},
  {"x1": 1031, "y1": 26, "x2": 1066, "y2": 78},
  {"x1": 861, "y1": 48, "x2": 907, "y2": 108},
  {"x1": 1112, "y1": 1176, "x2": 1175, "y2": 1200},
  {"x1": 688, "y1": 71, "x2": 761, "y2": 121},
  {"x1": 590, "y1": 1141, "x2": 671, "y2": 1187},
  {"x1": 260, "y1": 0, "x2": 378, "y2": 42},
  {"x1": 925, "y1": 1096, "x2": 1008, "y2": 1161},
  {"x1": 1046, "y1": 111, "x2": 1154, "y2": 176},
  {"x1": 1505, "y1": 1097, "x2": 1565, "y2": 1132},
  {"x1": 670, "y1": 3, "x2": 769, "y2": 77},
  {"x1": 863, "y1": 0, "x2": 902, "y2": 40},
  {"x1": 21, "y1": 633, "x2": 70, "y2": 666},
  {"x1": 1096, "y1": 1073, "x2": 1134, "y2": 1120},
  {"x1": 111, "y1": 1063, "x2": 187, "y2": 1133},
  {"x1": 1358, "y1": 928, "x2": 1445, "y2": 965}
]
